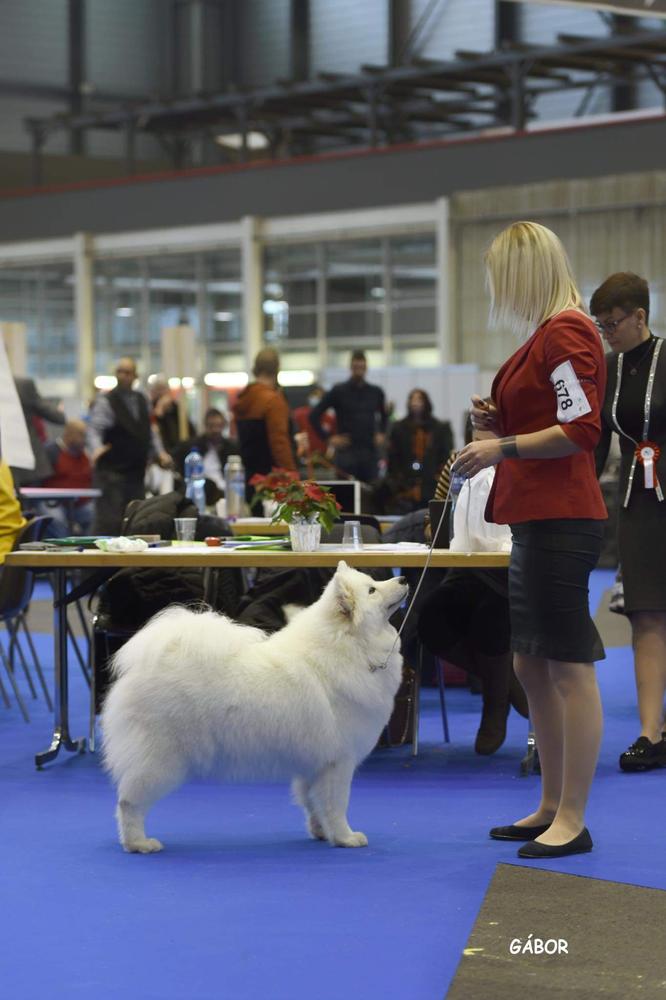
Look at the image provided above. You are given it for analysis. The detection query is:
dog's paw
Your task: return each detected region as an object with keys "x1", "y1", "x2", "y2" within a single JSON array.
[
  {"x1": 122, "y1": 837, "x2": 164, "y2": 854},
  {"x1": 308, "y1": 817, "x2": 327, "y2": 841},
  {"x1": 334, "y1": 831, "x2": 368, "y2": 848}
]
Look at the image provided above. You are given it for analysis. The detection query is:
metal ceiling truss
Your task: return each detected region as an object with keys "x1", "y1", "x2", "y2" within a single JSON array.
[{"x1": 25, "y1": 25, "x2": 666, "y2": 181}]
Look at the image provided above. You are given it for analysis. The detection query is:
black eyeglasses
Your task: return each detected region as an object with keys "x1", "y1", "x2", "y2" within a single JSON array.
[{"x1": 595, "y1": 313, "x2": 632, "y2": 336}]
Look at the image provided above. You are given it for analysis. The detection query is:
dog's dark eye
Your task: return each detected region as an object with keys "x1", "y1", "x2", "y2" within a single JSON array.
[{"x1": 369, "y1": 586, "x2": 376, "y2": 594}]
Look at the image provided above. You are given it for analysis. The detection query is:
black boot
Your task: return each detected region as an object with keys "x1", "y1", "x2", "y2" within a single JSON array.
[{"x1": 472, "y1": 651, "x2": 513, "y2": 755}]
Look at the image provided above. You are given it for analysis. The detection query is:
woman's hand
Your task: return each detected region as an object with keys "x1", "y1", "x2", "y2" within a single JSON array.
[
  {"x1": 452, "y1": 438, "x2": 503, "y2": 479},
  {"x1": 471, "y1": 395, "x2": 499, "y2": 433}
]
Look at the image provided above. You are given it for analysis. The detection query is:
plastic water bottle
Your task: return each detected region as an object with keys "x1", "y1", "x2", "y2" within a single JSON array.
[
  {"x1": 184, "y1": 448, "x2": 206, "y2": 514},
  {"x1": 224, "y1": 455, "x2": 246, "y2": 519}
]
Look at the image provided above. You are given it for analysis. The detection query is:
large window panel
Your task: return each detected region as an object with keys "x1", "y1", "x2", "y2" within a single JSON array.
[
  {"x1": 94, "y1": 257, "x2": 144, "y2": 375},
  {"x1": 0, "y1": 263, "x2": 75, "y2": 379},
  {"x1": 201, "y1": 249, "x2": 243, "y2": 366},
  {"x1": 325, "y1": 238, "x2": 384, "y2": 345},
  {"x1": 263, "y1": 243, "x2": 318, "y2": 345}
]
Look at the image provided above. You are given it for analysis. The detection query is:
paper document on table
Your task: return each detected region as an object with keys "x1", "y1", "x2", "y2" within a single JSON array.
[{"x1": 0, "y1": 336, "x2": 34, "y2": 468}]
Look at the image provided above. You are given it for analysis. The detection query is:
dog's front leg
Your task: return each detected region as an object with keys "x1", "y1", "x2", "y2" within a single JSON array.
[
  {"x1": 292, "y1": 777, "x2": 327, "y2": 841},
  {"x1": 309, "y1": 760, "x2": 367, "y2": 848}
]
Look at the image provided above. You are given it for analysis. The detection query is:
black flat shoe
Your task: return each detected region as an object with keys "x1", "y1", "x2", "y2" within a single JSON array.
[
  {"x1": 489, "y1": 822, "x2": 551, "y2": 841},
  {"x1": 517, "y1": 828, "x2": 593, "y2": 859},
  {"x1": 619, "y1": 736, "x2": 666, "y2": 772}
]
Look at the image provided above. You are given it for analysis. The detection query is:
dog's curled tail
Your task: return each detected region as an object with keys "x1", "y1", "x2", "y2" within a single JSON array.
[{"x1": 109, "y1": 605, "x2": 201, "y2": 678}]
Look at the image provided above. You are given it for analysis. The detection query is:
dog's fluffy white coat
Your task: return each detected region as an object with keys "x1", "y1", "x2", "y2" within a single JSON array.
[{"x1": 102, "y1": 561, "x2": 407, "y2": 853}]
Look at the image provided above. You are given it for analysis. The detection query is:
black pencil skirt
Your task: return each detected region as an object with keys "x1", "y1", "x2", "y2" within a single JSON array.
[{"x1": 509, "y1": 519, "x2": 605, "y2": 663}]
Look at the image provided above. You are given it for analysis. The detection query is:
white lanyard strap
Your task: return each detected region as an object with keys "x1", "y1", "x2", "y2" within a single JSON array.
[{"x1": 611, "y1": 338, "x2": 663, "y2": 506}]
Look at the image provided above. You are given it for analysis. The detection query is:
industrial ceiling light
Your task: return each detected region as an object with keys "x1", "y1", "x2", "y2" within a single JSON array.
[
  {"x1": 277, "y1": 369, "x2": 315, "y2": 387},
  {"x1": 214, "y1": 131, "x2": 270, "y2": 151},
  {"x1": 204, "y1": 371, "x2": 249, "y2": 389}
]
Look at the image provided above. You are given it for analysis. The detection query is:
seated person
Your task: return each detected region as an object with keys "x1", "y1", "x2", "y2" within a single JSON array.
[
  {"x1": 382, "y1": 389, "x2": 453, "y2": 514},
  {"x1": 292, "y1": 385, "x2": 337, "y2": 465},
  {"x1": 0, "y1": 462, "x2": 27, "y2": 564},
  {"x1": 38, "y1": 419, "x2": 94, "y2": 535},
  {"x1": 175, "y1": 408, "x2": 239, "y2": 505},
  {"x1": 149, "y1": 377, "x2": 195, "y2": 459},
  {"x1": 418, "y1": 438, "x2": 527, "y2": 755}
]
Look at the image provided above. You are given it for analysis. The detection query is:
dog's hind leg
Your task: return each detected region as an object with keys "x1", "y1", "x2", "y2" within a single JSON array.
[
  {"x1": 115, "y1": 757, "x2": 186, "y2": 854},
  {"x1": 308, "y1": 760, "x2": 367, "y2": 848},
  {"x1": 292, "y1": 777, "x2": 326, "y2": 841}
]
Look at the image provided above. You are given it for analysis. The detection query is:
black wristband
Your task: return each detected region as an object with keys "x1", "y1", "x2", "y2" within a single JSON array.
[{"x1": 500, "y1": 436, "x2": 519, "y2": 459}]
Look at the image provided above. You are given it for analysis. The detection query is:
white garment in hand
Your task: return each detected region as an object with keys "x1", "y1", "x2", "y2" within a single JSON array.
[
  {"x1": 449, "y1": 467, "x2": 511, "y2": 553},
  {"x1": 0, "y1": 338, "x2": 34, "y2": 468}
]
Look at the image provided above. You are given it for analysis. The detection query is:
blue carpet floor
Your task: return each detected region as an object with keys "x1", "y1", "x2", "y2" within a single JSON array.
[{"x1": 2, "y1": 569, "x2": 664, "y2": 1000}]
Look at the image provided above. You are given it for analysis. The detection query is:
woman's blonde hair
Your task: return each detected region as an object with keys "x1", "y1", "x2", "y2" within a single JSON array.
[{"x1": 485, "y1": 221, "x2": 583, "y2": 338}]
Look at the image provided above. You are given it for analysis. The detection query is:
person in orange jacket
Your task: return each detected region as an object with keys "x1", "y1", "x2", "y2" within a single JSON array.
[{"x1": 232, "y1": 348, "x2": 297, "y2": 500}]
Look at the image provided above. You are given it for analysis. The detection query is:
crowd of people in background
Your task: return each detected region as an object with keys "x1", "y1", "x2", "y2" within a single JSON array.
[{"x1": 4, "y1": 256, "x2": 666, "y2": 795}]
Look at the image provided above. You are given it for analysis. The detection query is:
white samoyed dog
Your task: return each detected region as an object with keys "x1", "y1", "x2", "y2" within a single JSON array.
[{"x1": 102, "y1": 561, "x2": 408, "y2": 853}]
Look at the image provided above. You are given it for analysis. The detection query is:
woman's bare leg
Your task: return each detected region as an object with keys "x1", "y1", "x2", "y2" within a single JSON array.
[
  {"x1": 512, "y1": 652, "x2": 563, "y2": 827},
  {"x1": 534, "y1": 660, "x2": 603, "y2": 845},
  {"x1": 631, "y1": 611, "x2": 666, "y2": 744}
]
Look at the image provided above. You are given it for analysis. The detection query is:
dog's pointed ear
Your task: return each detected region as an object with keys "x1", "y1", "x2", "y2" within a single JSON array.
[
  {"x1": 336, "y1": 559, "x2": 349, "y2": 573},
  {"x1": 334, "y1": 573, "x2": 355, "y2": 619}
]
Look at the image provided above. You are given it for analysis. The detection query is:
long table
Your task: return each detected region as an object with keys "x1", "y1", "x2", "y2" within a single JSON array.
[{"x1": 6, "y1": 546, "x2": 509, "y2": 768}]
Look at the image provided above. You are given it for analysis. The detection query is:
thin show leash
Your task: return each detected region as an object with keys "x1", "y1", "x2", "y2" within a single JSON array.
[{"x1": 375, "y1": 473, "x2": 458, "y2": 671}]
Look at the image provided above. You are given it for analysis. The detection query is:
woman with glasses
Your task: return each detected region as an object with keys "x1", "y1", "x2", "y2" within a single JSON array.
[
  {"x1": 453, "y1": 222, "x2": 607, "y2": 859},
  {"x1": 591, "y1": 273, "x2": 666, "y2": 773}
]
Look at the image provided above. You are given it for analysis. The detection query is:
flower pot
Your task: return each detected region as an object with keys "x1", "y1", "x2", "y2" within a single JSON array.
[{"x1": 289, "y1": 520, "x2": 322, "y2": 552}]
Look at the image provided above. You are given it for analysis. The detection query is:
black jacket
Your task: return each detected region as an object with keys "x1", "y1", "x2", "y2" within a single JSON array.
[
  {"x1": 386, "y1": 416, "x2": 454, "y2": 508},
  {"x1": 596, "y1": 341, "x2": 666, "y2": 502},
  {"x1": 310, "y1": 378, "x2": 387, "y2": 451},
  {"x1": 97, "y1": 387, "x2": 151, "y2": 477}
]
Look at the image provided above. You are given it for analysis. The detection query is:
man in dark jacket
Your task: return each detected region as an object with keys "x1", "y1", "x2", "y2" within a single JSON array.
[
  {"x1": 309, "y1": 350, "x2": 387, "y2": 482},
  {"x1": 11, "y1": 375, "x2": 65, "y2": 486},
  {"x1": 232, "y1": 348, "x2": 297, "y2": 498},
  {"x1": 87, "y1": 357, "x2": 170, "y2": 535}
]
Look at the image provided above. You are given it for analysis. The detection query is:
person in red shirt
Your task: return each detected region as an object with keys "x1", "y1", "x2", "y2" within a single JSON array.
[
  {"x1": 40, "y1": 419, "x2": 94, "y2": 535},
  {"x1": 453, "y1": 221, "x2": 607, "y2": 860}
]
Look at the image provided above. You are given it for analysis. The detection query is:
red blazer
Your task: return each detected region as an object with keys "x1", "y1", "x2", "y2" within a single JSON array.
[{"x1": 486, "y1": 309, "x2": 607, "y2": 525}]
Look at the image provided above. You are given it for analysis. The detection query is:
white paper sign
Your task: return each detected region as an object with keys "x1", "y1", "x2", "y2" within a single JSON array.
[{"x1": 0, "y1": 338, "x2": 35, "y2": 468}]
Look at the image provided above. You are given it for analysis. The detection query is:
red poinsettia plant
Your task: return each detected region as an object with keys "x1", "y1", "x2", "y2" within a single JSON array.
[{"x1": 249, "y1": 468, "x2": 341, "y2": 531}]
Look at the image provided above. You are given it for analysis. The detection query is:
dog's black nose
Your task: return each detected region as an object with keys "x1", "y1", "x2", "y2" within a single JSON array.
[{"x1": 397, "y1": 576, "x2": 407, "y2": 585}]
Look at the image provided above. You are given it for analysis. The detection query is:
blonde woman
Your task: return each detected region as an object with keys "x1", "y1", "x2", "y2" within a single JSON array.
[{"x1": 453, "y1": 222, "x2": 607, "y2": 859}]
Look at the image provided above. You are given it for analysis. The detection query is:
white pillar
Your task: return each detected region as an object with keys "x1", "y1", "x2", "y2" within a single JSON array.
[
  {"x1": 74, "y1": 232, "x2": 95, "y2": 408},
  {"x1": 241, "y1": 215, "x2": 263, "y2": 373},
  {"x1": 435, "y1": 196, "x2": 454, "y2": 366}
]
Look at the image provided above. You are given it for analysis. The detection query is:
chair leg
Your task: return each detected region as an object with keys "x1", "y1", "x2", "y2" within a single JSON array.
[
  {"x1": 7, "y1": 620, "x2": 37, "y2": 700},
  {"x1": 18, "y1": 613, "x2": 53, "y2": 712},
  {"x1": 0, "y1": 638, "x2": 30, "y2": 722},
  {"x1": 0, "y1": 671, "x2": 11, "y2": 709},
  {"x1": 88, "y1": 623, "x2": 97, "y2": 753},
  {"x1": 411, "y1": 644, "x2": 422, "y2": 757},
  {"x1": 73, "y1": 595, "x2": 91, "y2": 645},
  {"x1": 67, "y1": 617, "x2": 91, "y2": 685},
  {"x1": 436, "y1": 658, "x2": 451, "y2": 744}
]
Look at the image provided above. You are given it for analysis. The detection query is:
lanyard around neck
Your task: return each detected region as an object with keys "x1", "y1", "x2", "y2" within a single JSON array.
[{"x1": 611, "y1": 338, "x2": 663, "y2": 506}]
